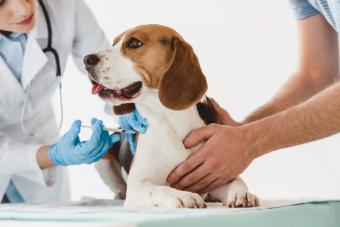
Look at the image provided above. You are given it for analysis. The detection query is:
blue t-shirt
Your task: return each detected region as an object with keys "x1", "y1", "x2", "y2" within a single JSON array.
[{"x1": 289, "y1": 0, "x2": 340, "y2": 32}]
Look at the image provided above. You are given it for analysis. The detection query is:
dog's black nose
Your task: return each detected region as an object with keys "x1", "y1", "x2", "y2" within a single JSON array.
[{"x1": 84, "y1": 54, "x2": 100, "y2": 67}]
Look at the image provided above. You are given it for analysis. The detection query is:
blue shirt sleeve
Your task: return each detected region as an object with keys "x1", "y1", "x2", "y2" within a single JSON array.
[{"x1": 289, "y1": 0, "x2": 319, "y2": 20}]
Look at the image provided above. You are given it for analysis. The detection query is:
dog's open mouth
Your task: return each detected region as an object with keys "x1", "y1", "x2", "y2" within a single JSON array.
[{"x1": 91, "y1": 81, "x2": 143, "y2": 100}]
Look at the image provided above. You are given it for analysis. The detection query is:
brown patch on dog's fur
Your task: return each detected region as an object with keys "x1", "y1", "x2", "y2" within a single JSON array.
[
  {"x1": 196, "y1": 97, "x2": 218, "y2": 125},
  {"x1": 114, "y1": 134, "x2": 133, "y2": 173},
  {"x1": 104, "y1": 133, "x2": 134, "y2": 173},
  {"x1": 102, "y1": 137, "x2": 121, "y2": 160},
  {"x1": 113, "y1": 103, "x2": 136, "y2": 115},
  {"x1": 119, "y1": 25, "x2": 183, "y2": 89}
]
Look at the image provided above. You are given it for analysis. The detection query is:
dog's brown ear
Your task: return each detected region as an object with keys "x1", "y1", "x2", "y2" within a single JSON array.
[{"x1": 159, "y1": 37, "x2": 207, "y2": 110}]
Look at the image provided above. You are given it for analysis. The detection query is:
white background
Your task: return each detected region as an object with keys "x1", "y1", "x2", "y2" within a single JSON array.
[{"x1": 58, "y1": 0, "x2": 340, "y2": 201}]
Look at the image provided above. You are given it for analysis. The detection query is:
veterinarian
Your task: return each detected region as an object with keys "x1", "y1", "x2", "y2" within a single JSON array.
[
  {"x1": 168, "y1": 0, "x2": 340, "y2": 193},
  {"x1": 0, "y1": 0, "x2": 144, "y2": 204}
]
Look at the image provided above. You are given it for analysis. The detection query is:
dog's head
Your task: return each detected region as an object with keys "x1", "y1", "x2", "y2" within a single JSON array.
[{"x1": 84, "y1": 24, "x2": 207, "y2": 112}]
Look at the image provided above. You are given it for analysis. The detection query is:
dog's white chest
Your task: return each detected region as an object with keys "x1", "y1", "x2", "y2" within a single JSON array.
[{"x1": 136, "y1": 96, "x2": 205, "y2": 146}]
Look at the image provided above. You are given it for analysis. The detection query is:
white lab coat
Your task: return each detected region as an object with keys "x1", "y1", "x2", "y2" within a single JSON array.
[{"x1": 0, "y1": 0, "x2": 109, "y2": 203}]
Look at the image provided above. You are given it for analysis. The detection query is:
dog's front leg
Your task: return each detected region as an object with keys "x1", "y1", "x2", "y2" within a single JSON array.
[
  {"x1": 208, "y1": 177, "x2": 260, "y2": 207},
  {"x1": 95, "y1": 159, "x2": 127, "y2": 199},
  {"x1": 124, "y1": 125, "x2": 206, "y2": 208},
  {"x1": 125, "y1": 182, "x2": 206, "y2": 208}
]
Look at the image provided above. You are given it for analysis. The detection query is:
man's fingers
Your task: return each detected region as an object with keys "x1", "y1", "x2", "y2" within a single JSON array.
[
  {"x1": 169, "y1": 126, "x2": 217, "y2": 185},
  {"x1": 183, "y1": 124, "x2": 216, "y2": 148},
  {"x1": 210, "y1": 98, "x2": 239, "y2": 126},
  {"x1": 184, "y1": 174, "x2": 218, "y2": 193},
  {"x1": 210, "y1": 98, "x2": 230, "y2": 122},
  {"x1": 210, "y1": 98, "x2": 224, "y2": 113},
  {"x1": 171, "y1": 162, "x2": 211, "y2": 190},
  {"x1": 199, "y1": 178, "x2": 224, "y2": 194},
  {"x1": 167, "y1": 151, "x2": 207, "y2": 185}
]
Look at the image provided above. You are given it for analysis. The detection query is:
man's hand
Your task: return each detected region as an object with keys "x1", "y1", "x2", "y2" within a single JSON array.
[
  {"x1": 167, "y1": 124, "x2": 255, "y2": 194},
  {"x1": 210, "y1": 98, "x2": 240, "y2": 126},
  {"x1": 167, "y1": 14, "x2": 340, "y2": 195}
]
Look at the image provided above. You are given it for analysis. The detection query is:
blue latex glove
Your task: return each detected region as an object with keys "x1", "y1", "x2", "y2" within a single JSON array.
[
  {"x1": 118, "y1": 109, "x2": 148, "y2": 155},
  {"x1": 48, "y1": 118, "x2": 120, "y2": 165}
]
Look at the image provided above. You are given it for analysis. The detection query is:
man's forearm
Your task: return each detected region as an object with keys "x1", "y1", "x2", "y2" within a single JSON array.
[
  {"x1": 243, "y1": 71, "x2": 338, "y2": 124},
  {"x1": 245, "y1": 81, "x2": 340, "y2": 158}
]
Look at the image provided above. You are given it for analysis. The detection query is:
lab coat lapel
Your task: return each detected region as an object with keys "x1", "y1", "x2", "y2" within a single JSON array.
[
  {"x1": 0, "y1": 57, "x2": 25, "y2": 100},
  {"x1": 21, "y1": 7, "x2": 48, "y2": 90}
]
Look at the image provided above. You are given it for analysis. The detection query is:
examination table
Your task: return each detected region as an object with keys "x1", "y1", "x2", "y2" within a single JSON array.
[{"x1": 0, "y1": 198, "x2": 339, "y2": 227}]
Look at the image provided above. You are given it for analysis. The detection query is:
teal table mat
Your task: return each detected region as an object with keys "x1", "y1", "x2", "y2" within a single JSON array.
[
  {"x1": 139, "y1": 201, "x2": 340, "y2": 227},
  {"x1": 0, "y1": 199, "x2": 339, "y2": 227}
]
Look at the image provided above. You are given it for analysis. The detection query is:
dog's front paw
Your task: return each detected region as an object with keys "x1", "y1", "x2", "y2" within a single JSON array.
[
  {"x1": 225, "y1": 191, "x2": 259, "y2": 208},
  {"x1": 162, "y1": 190, "x2": 206, "y2": 208},
  {"x1": 124, "y1": 186, "x2": 206, "y2": 208}
]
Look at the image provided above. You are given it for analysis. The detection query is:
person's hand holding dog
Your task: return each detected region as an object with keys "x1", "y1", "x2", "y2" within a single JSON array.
[{"x1": 167, "y1": 99, "x2": 255, "y2": 193}]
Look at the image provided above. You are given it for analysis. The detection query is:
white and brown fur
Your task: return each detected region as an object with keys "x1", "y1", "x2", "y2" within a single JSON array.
[{"x1": 85, "y1": 24, "x2": 259, "y2": 208}]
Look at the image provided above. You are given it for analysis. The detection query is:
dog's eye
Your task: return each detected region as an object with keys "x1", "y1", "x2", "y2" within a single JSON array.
[{"x1": 126, "y1": 38, "x2": 143, "y2": 48}]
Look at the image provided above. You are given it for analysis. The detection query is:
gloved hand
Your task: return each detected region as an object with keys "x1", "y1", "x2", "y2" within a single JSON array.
[
  {"x1": 48, "y1": 118, "x2": 120, "y2": 165},
  {"x1": 118, "y1": 109, "x2": 148, "y2": 154}
]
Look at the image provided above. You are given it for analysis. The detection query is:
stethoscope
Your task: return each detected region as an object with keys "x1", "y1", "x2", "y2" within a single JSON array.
[{"x1": 20, "y1": 0, "x2": 63, "y2": 137}]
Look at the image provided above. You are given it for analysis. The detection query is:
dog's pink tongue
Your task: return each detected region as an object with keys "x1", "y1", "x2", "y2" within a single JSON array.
[{"x1": 92, "y1": 83, "x2": 105, "y2": 95}]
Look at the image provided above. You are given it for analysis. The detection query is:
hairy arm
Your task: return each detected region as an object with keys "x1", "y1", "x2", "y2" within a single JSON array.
[
  {"x1": 168, "y1": 80, "x2": 340, "y2": 193},
  {"x1": 244, "y1": 14, "x2": 339, "y2": 124},
  {"x1": 249, "y1": 81, "x2": 340, "y2": 157},
  {"x1": 167, "y1": 14, "x2": 340, "y2": 192}
]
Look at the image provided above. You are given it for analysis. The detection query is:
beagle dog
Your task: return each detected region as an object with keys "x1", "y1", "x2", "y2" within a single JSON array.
[{"x1": 84, "y1": 24, "x2": 259, "y2": 208}]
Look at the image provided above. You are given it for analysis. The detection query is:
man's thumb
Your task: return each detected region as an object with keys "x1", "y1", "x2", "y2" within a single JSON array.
[{"x1": 184, "y1": 125, "x2": 215, "y2": 148}]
